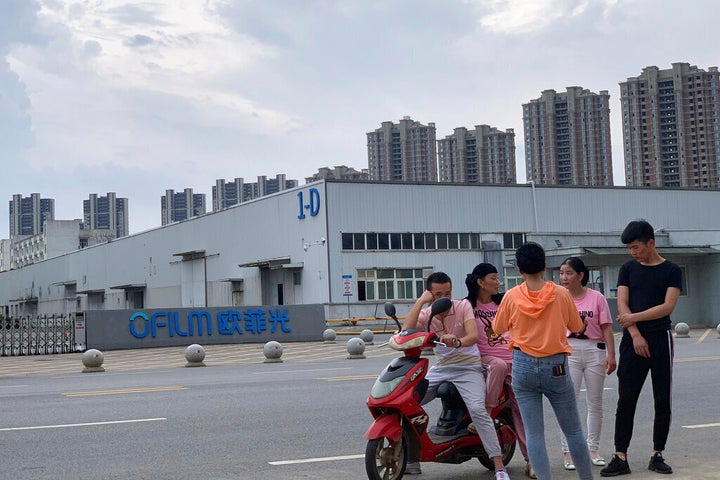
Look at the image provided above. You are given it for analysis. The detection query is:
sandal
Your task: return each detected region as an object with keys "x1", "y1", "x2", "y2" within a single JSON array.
[{"x1": 525, "y1": 461, "x2": 537, "y2": 479}]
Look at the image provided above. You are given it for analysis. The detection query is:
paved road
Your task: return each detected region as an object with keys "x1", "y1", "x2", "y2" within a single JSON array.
[{"x1": 1, "y1": 329, "x2": 719, "y2": 479}]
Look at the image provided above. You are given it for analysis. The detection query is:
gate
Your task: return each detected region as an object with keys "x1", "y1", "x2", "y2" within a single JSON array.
[{"x1": 0, "y1": 313, "x2": 83, "y2": 356}]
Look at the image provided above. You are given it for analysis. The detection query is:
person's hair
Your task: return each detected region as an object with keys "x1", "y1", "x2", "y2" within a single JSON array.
[
  {"x1": 561, "y1": 257, "x2": 589, "y2": 287},
  {"x1": 515, "y1": 242, "x2": 545, "y2": 275},
  {"x1": 464, "y1": 263, "x2": 503, "y2": 307},
  {"x1": 426, "y1": 271, "x2": 452, "y2": 290},
  {"x1": 621, "y1": 219, "x2": 655, "y2": 244}
]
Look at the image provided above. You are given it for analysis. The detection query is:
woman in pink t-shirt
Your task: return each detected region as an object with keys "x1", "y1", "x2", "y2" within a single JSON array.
[
  {"x1": 559, "y1": 257, "x2": 617, "y2": 470},
  {"x1": 465, "y1": 263, "x2": 535, "y2": 479}
]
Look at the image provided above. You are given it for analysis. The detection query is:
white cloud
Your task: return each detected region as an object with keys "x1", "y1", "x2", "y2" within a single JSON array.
[
  {"x1": 7, "y1": 0, "x2": 300, "y2": 174},
  {"x1": 470, "y1": 0, "x2": 626, "y2": 34}
]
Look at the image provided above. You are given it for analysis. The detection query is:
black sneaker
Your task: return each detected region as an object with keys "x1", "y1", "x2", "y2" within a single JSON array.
[
  {"x1": 648, "y1": 452, "x2": 673, "y2": 474},
  {"x1": 600, "y1": 454, "x2": 631, "y2": 477}
]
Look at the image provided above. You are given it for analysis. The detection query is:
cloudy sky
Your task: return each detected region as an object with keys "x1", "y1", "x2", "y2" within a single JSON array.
[{"x1": 1, "y1": 0, "x2": 718, "y2": 235}]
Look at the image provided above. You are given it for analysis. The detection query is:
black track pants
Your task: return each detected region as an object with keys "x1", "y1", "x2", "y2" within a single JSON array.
[{"x1": 613, "y1": 329, "x2": 674, "y2": 453}]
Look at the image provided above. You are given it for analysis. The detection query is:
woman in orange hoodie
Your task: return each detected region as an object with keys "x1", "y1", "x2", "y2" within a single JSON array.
[{"x1": 492, "y1": 242, "x2": 593, "y2": 480}]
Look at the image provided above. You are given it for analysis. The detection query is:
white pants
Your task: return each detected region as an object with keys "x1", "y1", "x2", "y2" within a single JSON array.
[
  {"x1": 561, "y1": 338, "x2": 608, "y2": 453},
  {"x1": 422, "y1": 362, "x2": 502, "y2": 458}
]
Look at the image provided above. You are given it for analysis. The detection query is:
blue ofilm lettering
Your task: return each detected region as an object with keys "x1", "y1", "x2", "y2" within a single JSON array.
[
  {"x1": 128, "y1": 309, "x2": 293, "y2": 339},
  {"x1": 129, "y1": 312, "x2": 150, "y2": 338},
  {"x1": 151, "y1": 312, "x2": 167, "y2": 337},
  {"x1": 188, "y1": 311, "x2": 213, "y2": 336}
]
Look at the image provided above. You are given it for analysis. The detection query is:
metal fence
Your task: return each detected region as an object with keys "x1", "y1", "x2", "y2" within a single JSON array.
[{"x1": 0, "y1": 313, "x2": 82, "y2": 356}]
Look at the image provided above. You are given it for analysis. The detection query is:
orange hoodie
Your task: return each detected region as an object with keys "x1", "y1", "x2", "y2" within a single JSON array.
[{"x1": 492, "y1": 281, "x2": 583, "y2": 357}]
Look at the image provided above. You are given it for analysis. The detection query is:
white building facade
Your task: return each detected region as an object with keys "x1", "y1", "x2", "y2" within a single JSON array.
[{"x1": 1, "y1": 181, "x2": 719, "y2": 327}]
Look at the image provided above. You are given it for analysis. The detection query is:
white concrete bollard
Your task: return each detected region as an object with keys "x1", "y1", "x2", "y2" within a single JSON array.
[
  {"x1": 82, "y1": 348, "x2": 106, "y2": 373},
  {"x1": 716, "y1": 323, "x2": 720, "y2": 338},
  {"x1": 346, "y1": 337, "x2": 366, "y2": 359},
  {"x1": 674, "y1": 322, "x2": 690, "y2": 338},
  {"x1": 263, "y1": 341, "x2": 284, "y2": 363},
  {"x1": 323, "y1": 328, "x2": 337, "y2": 344},
  {"x1": 360, "y1": 329, "x2": 374, "y2": 345},
  {"x1": 185, "y1": 344, "x2": 206, "y2": 367}
]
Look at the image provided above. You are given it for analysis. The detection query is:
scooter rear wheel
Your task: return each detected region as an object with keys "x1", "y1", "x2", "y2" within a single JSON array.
[
  {"x1": 478, "y1": 408, "x2": 516, "y2": 470},
  {"x1": 365, "y1": 436, "x2": 407, "y2": 480}
]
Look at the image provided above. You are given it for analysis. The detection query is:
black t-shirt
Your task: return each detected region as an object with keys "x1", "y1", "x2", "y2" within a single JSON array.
[{"x1": 617, "y1": 259, "x2": 682, "y2": 333}]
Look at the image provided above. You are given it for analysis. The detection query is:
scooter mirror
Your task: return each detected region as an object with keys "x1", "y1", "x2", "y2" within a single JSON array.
[
  {"x1": 430, "y1": 297, "x2": 452, "y2": 318},
  {"x1": 384, "y1": 302, "x2": 396, "y2": 318}
]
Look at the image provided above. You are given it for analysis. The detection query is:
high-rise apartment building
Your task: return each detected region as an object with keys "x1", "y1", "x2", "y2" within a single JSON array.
[
  {"x1": 305, "y1": 166, "x2": 369, "y2": 183},
  {"x1": 83, "y1": 192, "x2": 129, "y2": 237},
  {"x1": 9, "y1": 193, "x2": 55, "y2": 237},
  {"x1": 438, "y1": 125, "x2": 516, "y2": 184},
  {"x1": 523, "y1": 87, "x2": 613, "y2": 186},
  {"x1": 161, "y1": 189, "x2": 206, "y2": 225},
  {"x1": 212, "y1": 175, "x2": 299, "y2": 211},
  {"x1": 367, "y1": 116, "x2": 437, "y2": 182},
  {"x1": 213, "y1": 178, "x2": 243, "y2": 211},
  {"x1": 620, "y1": 62, "x2": 720, "y2": 188}
]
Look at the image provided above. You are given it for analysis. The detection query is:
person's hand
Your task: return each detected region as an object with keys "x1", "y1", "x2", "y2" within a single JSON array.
[
  {"x1": 439, "y1": 334, "x2": 460, "y2": 348},
  {"x1": 605, "y1": 355, "x2": 617, "y2": 375},
  {"x1": 631, "y1": 334, "x2": 650, "y2": 358},
  {"x1": 418, "y1": 289, "x2": 436, "y2": 306},
  {"x1": 617, "y1": 312, "x2": 636, "y2": 328}
]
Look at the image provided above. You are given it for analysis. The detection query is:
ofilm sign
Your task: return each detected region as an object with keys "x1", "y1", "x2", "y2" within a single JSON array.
[{"x1": 85, "y1": 304, "x2": 325, "y2": 350}]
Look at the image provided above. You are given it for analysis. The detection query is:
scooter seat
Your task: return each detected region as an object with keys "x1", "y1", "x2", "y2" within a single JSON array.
[{"x1": 437, "y1": 382, "x2": 467, "y2": 410}]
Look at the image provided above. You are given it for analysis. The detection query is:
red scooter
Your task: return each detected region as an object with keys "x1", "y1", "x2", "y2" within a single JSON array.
[{"x1": 364, "y1": 298, "x2": 516, "y2": 480}]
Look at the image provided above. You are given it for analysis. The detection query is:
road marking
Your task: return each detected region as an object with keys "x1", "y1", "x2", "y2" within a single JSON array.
[
  {"x1": 269, "y1": 454, "x2": 364, "y2": 465},
  {"x1": 321, "y1": 375, "x2": 378, "y2": 381},
  {"x1": 252, "y1": 367, "x2": 354, "y2": 375},
  {"x1": 682, "y1": 422, "x2": 720, "y2": 429},
  {"x1": 696, "y1": 329, "x2": 711, "y2": 343},
  {"x1": 63, "y1": 386, "x2": 186, "y2": 397},
  {"x1": 0, "y1": 385, "x2": 30, "y2": 388},
  {"x1": 675, "y1": 356, "x2": 720, "y2": 363},
  {"x1": 0, "y1": 417, "x2": 166, "y2": 432}
]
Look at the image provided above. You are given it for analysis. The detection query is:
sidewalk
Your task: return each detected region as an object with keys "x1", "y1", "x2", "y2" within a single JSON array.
[{"x1": 0, "y1": 338, "x2": 397, "y2": 378}]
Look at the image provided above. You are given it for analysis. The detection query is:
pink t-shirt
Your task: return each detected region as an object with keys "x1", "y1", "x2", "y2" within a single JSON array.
[
  {"x1": 568, "y1": 288, "x2": 613, "y2": 340},
  {"x1": 418, "y1": 299, "x2": 479, "y2": 358},
  {"x1": 473, "y1": 301, "x2": 513, "y2": 361}
]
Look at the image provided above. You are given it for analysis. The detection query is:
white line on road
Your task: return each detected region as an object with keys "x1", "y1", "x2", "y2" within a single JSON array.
[
  {"x1": 252, "y1": 367, "x2": 354, "y2": 375},
  {"x1": 0, "y1": 417, "x2": 167, "y2": 432},
  {"x1": 696, "y1": 329, "x2": 711, "y2": 343},
  {"x1": 0, "y1": 385, "x2": 30, "y2": 388},
  {"x1": 269, "y1": 454, "x2": 364, "y2": 465},
  {"x1": 682, "y1": 422, "x2": 720, "y2": 429}
]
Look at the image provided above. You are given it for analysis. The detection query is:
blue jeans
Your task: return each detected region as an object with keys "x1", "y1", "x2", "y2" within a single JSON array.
[{"x1": 512, "y1": 349, "x2": 593, "y2": 480}]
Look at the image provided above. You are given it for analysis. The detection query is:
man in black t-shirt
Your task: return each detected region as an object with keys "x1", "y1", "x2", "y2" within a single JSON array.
[{"x1": 601, "y1": 220, "x2": 682, "y2": 477}]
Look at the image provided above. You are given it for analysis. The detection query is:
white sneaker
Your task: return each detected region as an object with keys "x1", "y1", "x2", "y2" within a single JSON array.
[
  {"x1": 405, "y1": 462, "x2": 422, "y2": 475},
  {"x1": 495, "y1": 468, "x2": 511, "y2": 480}
]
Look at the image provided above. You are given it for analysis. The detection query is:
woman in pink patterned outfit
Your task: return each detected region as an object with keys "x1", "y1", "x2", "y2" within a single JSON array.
[
  {"x1": 559, "y1": 257, "x2": 617, "y2": 471},
  {"x1": 465, "y1": 263, "x2": 535, "y2": 479}
]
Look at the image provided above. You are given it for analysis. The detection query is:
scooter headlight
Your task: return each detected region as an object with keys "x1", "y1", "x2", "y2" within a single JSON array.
[{"x1": 370, "y1": 376, "x2": 404, "y2": 399}]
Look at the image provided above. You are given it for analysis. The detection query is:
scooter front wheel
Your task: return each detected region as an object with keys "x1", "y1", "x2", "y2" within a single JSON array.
[{"x1": 365, "y1": 436, "x2": 407, "y2": 480}]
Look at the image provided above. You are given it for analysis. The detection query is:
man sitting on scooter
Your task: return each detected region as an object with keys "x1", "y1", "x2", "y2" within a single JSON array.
[{"x1": 402, "y1": 272, "x2": 510, "y2": 480}]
